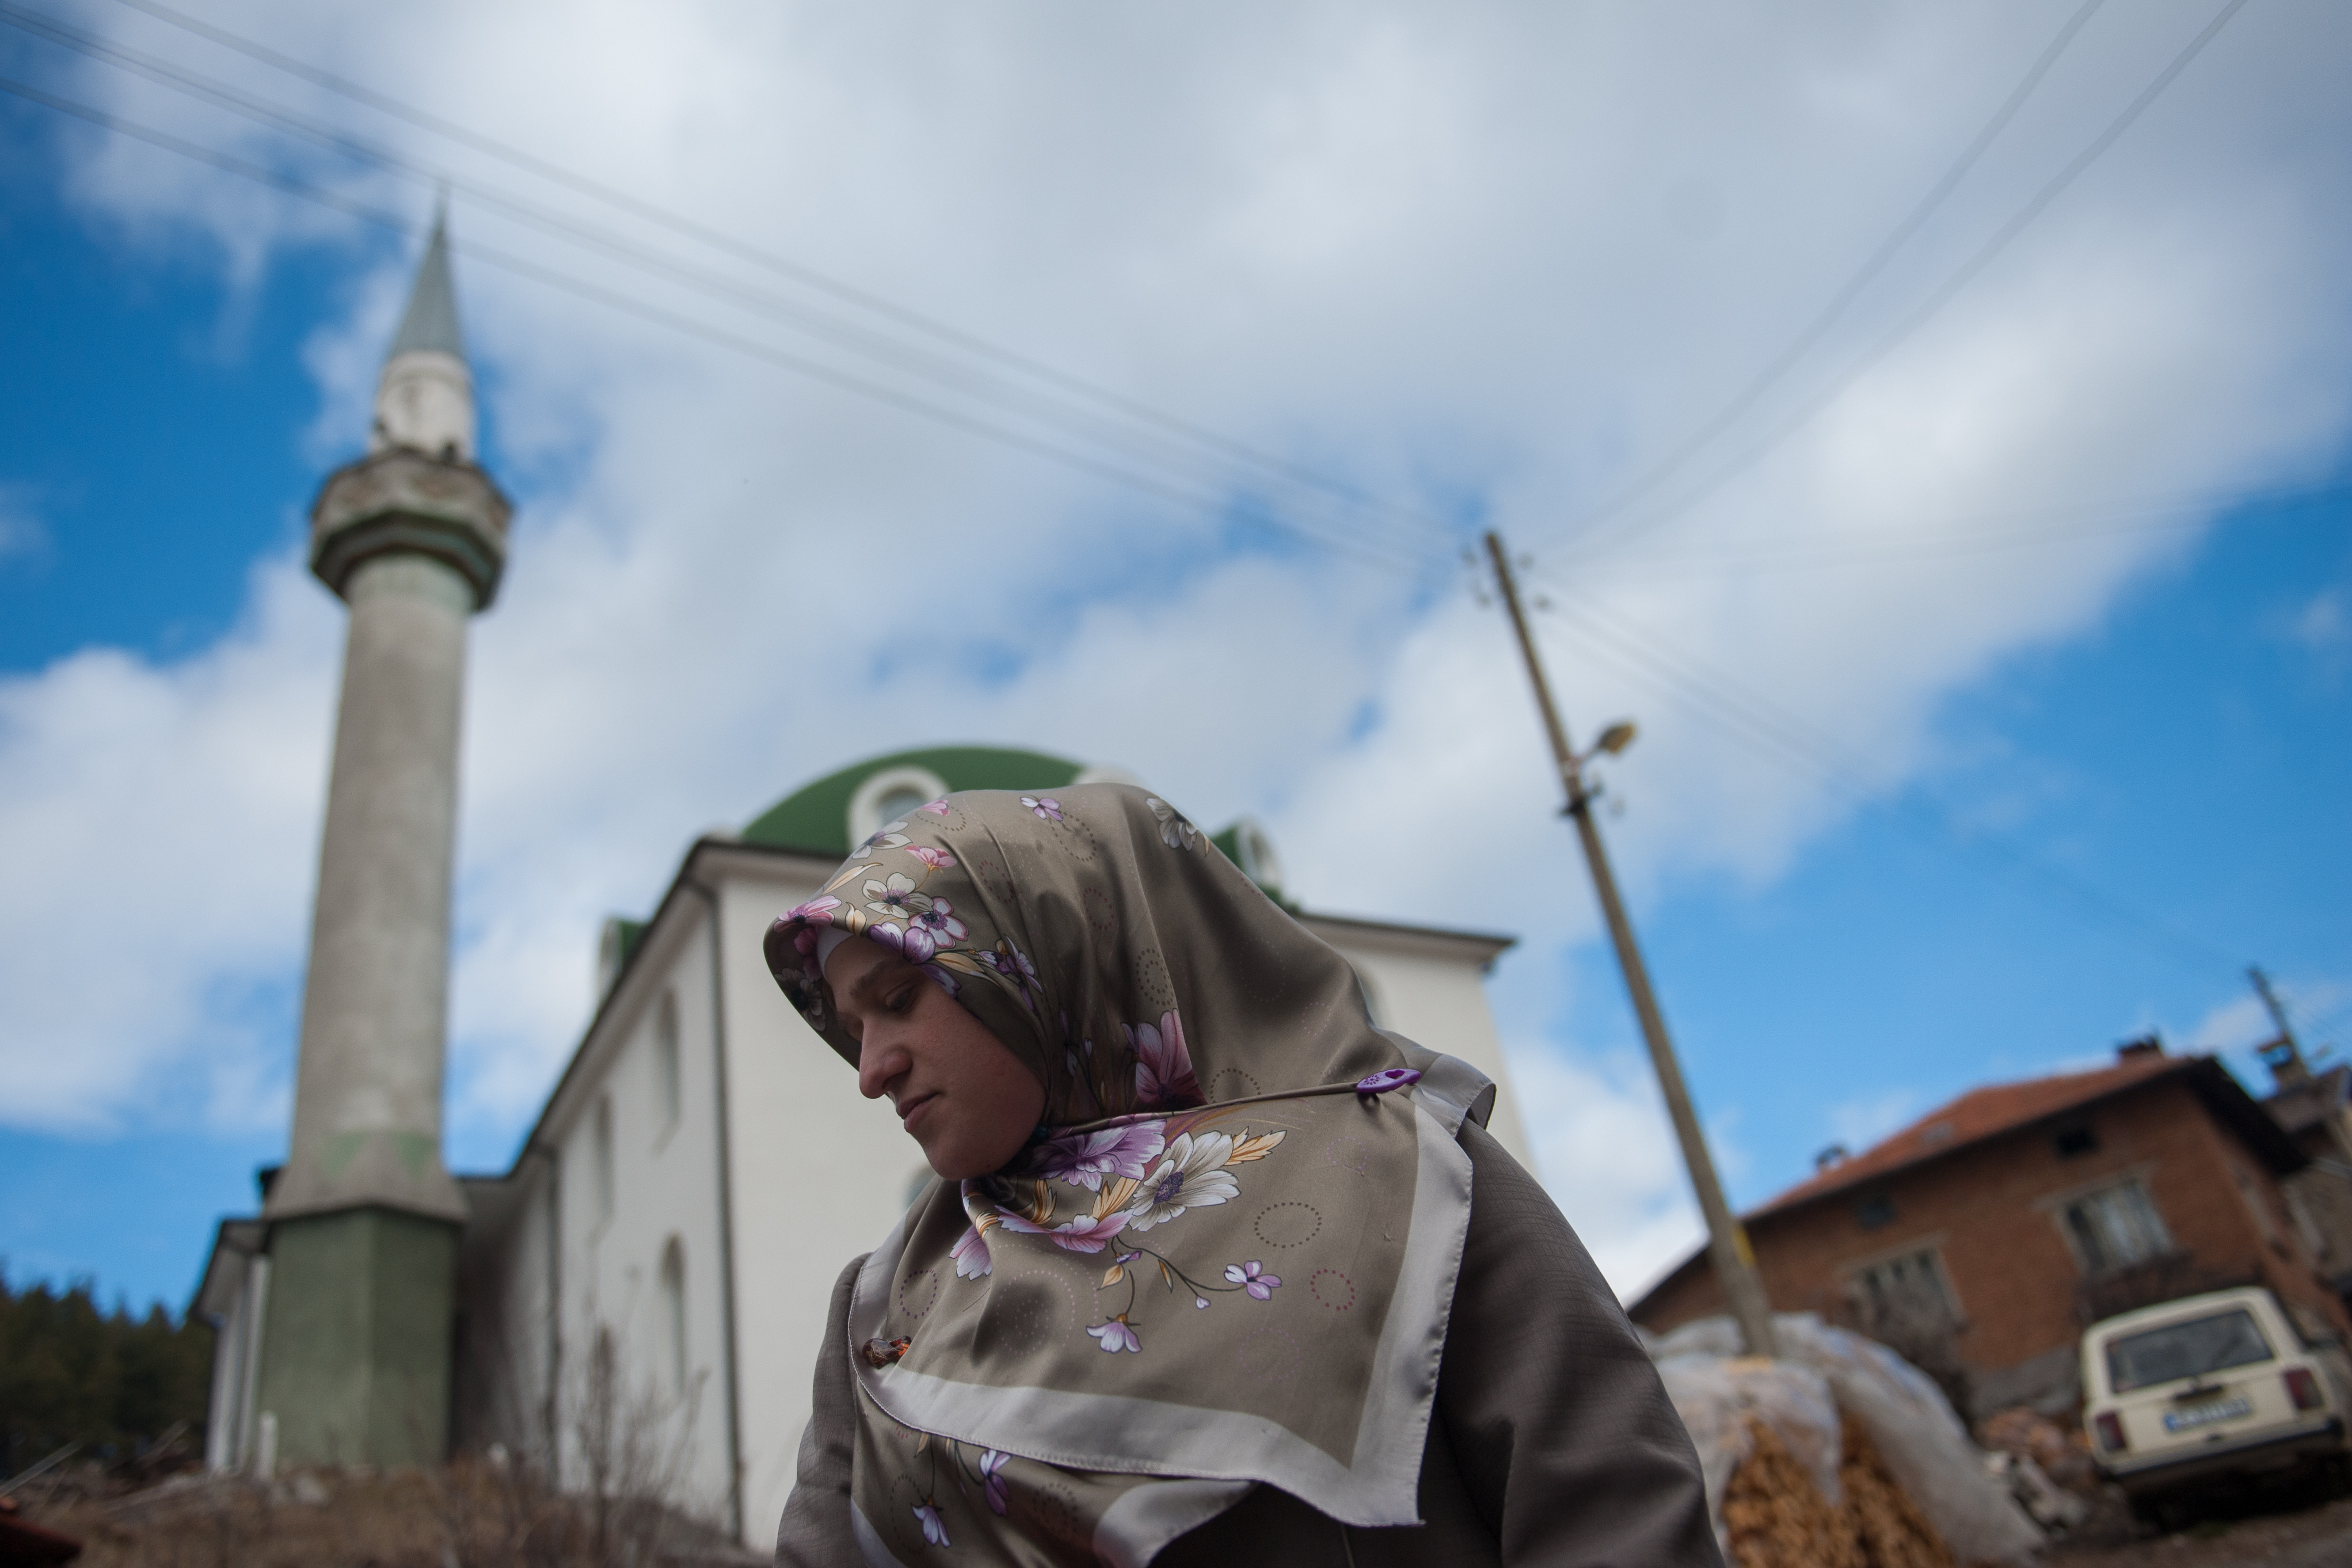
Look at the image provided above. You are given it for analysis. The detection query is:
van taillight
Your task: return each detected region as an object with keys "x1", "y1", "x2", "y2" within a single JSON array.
[
  {"x1": 2286, "y1": 1368, "x2": 2324, "y2": 1411},
  {"x1": 2094, "y1": 1412, "x2": 2126, "y2": 1452}
]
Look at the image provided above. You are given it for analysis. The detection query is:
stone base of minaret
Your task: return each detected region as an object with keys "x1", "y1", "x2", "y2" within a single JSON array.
[{"x1": 253, "y1": 1208, "x2": 458, "y2": 1466}]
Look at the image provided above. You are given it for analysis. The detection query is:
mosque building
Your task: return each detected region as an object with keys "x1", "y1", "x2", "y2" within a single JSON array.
[{"x1": 192, "y1": 226, "x2": 1531, "y2": 1552}]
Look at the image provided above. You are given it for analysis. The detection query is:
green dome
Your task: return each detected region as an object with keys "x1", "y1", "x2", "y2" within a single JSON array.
[{"x1": 741, "y1": 745, "x2": 1088, "y2": 855}]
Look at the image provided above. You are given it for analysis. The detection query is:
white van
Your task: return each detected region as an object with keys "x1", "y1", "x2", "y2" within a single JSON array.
[{"x1": 2081, "y1": 1287, "x2": 2351, "y2": 1517}]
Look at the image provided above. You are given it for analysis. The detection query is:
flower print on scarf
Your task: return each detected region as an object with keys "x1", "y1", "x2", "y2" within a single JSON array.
[
  {"x1": 1087, "y1": 1316, "x2": 1142, "y2": 1354},
  {"x1": 950, "y1": 1226, "x2": 992, "y2": 1279},
  {"x1": 978, "y1": 1449, "x2": 1010, "y2": 1516},
  {"x1": 909, "y1": 896, "x2": 968, "y2": 949},
  {"x1": 1020, "y1": 796, "x2": 1063, "y2": 821},
  {"x1": 1145, "y1": 796, "x2": 1201, "y2": 852},
  {"x1": 855, "y1": 819, "x2": 913, "y2": 861},
  {"x1": 916, "y1": 798, "x2": 952, "y2": 816},
  {"x1": 913, "y1": 1501, "x2": 950, "y2": 1547},
  {"x1": 864, "y1": 872, "x2": 929, "y2": 923},
  {"x1": 779, "y1": 897, "x2": 840, "y2": 961},
  {"x1": 907, "y1": 845, "x2": 957, "y2": 871},
  {"x1": 1129, "y1": 1010, "x2": 1201, "y2": 1110},
  {"x1": 998, "y1": 1209, "x2": 1131, "y2": 1254},
  {"x1": 870, "y1": 920, "x2": 937, "y2": 965},
  {"x1": 980, "y1": 940, "x2": 1042, "y2": 1012},
  {"x1": 1027, "y1": 1122, "x2": 1166, "y2": 1192},
  {"x1": 1224, "y1": 1261, "x2": 1281, "y2": 1300},
  {"x1": 1124, "y1": 1132, "x2": 1239, "y2": 1231}
]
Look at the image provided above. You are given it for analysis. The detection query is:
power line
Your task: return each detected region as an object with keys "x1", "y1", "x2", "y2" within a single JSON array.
[
  {"x1": 1559, "y1": 0, "x2": 2110, "y2": 541},
  {"x1": 1553, "y1": 0, "x2": 2255, "y2": 562},
  {"x1": 97, "y1": 0, "x2": 1466, "y2": 552},
  {"x1": 0, "y1": 1, "x2": 1462, "y2": 565},
  {"x1": 1575, "y1": 477, "x2": 2350, "y2": 581},
  {"x1": 1518, "y1": 571, "x2": 2244, "y2": 975},
  {"x1": 0, "y1": 70, "x2": 1447, "y2": 581}
]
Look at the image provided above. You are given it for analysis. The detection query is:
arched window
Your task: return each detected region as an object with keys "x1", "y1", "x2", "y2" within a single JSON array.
[
  {"x1": 655, "y1": 990, "x2": 682, "y2": 1132},
  {"x1": 658, "y1": 1238, "x2": 687, "y2": 1397},
  {"x1": 847, "y1": 765, "x2": 949, "y2": 847},
  {"x1": 591, "y1": 1095, "x2": 615, "y2": 1226}
]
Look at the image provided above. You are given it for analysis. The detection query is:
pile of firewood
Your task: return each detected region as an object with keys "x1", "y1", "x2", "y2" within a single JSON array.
[{"x1": 1723, "y1": 1416, "x2": 1958, "y2": 1568}]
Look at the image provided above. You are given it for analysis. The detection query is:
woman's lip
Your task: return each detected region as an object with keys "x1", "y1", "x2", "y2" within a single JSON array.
[{"x1": 899, "y1": 1092, "x2": 938, "y2": 1132}]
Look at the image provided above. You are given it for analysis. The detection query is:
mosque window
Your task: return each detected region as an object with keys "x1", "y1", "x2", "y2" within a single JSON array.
[
  {"x1": 655, "y1": 991, "x2": 682, "y2": 1132},
  {"x1": 659, "y1": 1238, "x2": 687, "y2": 1396},
  {"x1": 848, "y1": 765, "x2": 950, "y2": 847},
  {"x1": 874, "y1": 784, "x2": 929, "y2": 823},
  {"x1": 592, "y1": 1095, "x2": 615, "y2": 1227}
]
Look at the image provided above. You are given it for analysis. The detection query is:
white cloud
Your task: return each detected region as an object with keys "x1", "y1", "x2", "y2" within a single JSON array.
[
  {"x1": 2287, "y1": 588, "x2": 2350, "y2": 670},
  {"x1": 0, "y1": 485, "x2": 46, "y2": 564},
  {"x1": 1508, "y1": 1042, "x2": 1703, "y2": 1300},
  {"x1": 0, "y1": 1, "x2": 2347, "y2": 1252},
  {"x1": 1828, "y1": 1090, "x2": 1923, "y2": 1155}
]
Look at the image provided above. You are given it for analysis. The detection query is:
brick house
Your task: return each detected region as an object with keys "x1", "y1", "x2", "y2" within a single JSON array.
[
  {"x1": 1628, "y1": 1040, "x2": 2350, "y2": 1414},
  {"x1": 2260, "y1": 1044, "x2": 2352, "y2": 1299}
]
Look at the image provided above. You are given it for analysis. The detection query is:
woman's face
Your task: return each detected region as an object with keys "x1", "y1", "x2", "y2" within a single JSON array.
[{"x1": 827, "y1": 937, "x2": 1046, "y2": 1179}]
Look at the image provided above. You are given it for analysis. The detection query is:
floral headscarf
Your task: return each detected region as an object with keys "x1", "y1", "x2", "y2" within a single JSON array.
[{"x1": 764, "y1": 785, "x2": 1494, "y2": 1565}]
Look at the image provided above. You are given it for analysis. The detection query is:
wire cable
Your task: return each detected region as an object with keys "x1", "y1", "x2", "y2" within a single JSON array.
[
  {"x1": 98, "y1": 0, "x2": 1467, "y2": 551},
  {"x1": 1561, "y1": 0, "x2": 2110, "y2": 542},
  {"x1": 0, "y1": 0, "x2": 1462, "y2": 565},
  {"x1": 1552, "y1": 0, "x2": 2254, "y2": 562},
  {"x1": 1517, "y1": 570, "x2": 2246, "y2": 975},
  {"x1": 0, "y1": 70, "x2": 1448, "y2": 581},
  {"x1": 1576, "y1": 477, "x2": 2350, "y2": 581}
]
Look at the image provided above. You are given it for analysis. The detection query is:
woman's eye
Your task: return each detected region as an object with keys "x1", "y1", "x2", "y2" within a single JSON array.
[{"x1": 885, "y1": 985, "x2": 916, "y2": 1015}]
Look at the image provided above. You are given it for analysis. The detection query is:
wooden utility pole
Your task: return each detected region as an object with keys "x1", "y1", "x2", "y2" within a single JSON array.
[
  {"x1": 1483, "y1": 530, "x2": 1780, "y2": 1358},
  {"x1": 2250, "y1": 967, "x2": 2300, "y2": 1053}
]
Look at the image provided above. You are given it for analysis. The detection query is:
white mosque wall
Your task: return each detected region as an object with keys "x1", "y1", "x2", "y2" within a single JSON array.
[
  {"x1": 1306, "y1": 917, "x2": 1532, "y2": 1167},
  {"x1": 704, "y1": 847, "x2": 919, "y2": 1554},
  {"x1": 516, "y1": 897, "x2": 743, "y2": 1531}
]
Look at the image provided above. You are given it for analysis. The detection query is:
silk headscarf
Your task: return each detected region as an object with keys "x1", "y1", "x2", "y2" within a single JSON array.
[{"x1": 764, "y1": 785, "x2": 1494, "y2": 1567}]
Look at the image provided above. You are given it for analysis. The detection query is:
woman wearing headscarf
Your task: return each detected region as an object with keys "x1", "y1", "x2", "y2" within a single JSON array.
[{"x1": 765, "y1": 785, "x2": 1719, "y2": 1566}]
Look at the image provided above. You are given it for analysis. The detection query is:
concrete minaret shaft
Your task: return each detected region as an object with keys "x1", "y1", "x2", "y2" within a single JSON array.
[{"x1": 256, "y1": 216, "x2": 510, "y2": 1466}]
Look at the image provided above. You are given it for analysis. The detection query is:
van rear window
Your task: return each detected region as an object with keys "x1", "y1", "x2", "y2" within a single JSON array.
[{"x1": 2106, "y1": 1308, "x2": 2274, "y2": 1393}]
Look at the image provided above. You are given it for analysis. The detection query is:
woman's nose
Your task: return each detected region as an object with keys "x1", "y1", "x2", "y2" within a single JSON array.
[{"x1": 857, "y1": 1039, "x2": 903, "y2": 1101}]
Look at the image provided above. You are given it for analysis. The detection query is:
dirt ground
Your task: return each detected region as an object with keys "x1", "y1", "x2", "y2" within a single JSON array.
[{"x1": 2043, "y1": 1495, "x2": 2352, "y2": 1567}]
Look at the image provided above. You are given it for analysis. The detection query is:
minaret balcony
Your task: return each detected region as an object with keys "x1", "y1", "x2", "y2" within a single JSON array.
[{"x1": 310, "y1": 446, "x2": 513, "y2": 611}]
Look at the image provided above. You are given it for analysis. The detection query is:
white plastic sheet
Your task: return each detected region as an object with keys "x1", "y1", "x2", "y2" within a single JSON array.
[
  {"x1": 1647, "y1": 1312, "x2": 2046, "y2": 1564},
  {"x1": 1653, "y1": 1352, "x2": 1844, "y2": 1533}
]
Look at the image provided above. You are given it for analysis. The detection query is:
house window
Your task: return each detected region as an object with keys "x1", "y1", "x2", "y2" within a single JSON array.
[
  {"x1": 658, "y1": 1238, "x2": 687, "y2": 1397},
  {"x1": 1849, "y1": 1246, "x2": 1957, "y2": 1324},
  {"x1": 655, "y1": 990, "x2": 682, "y2": 1132},
  {"x1": 2061, "y1": 1178, "x2": 2171, "y2": 1273},
  {"x1": 2053, "y1": 1122, "x2": 2098, "y2": 1159},
  {"x1": 1854, "y1": 1191, "x2": 1897, "y2": 1231},
  {"x1": 592, "y1": 1095, "x2": 616, "y2": 1226}
]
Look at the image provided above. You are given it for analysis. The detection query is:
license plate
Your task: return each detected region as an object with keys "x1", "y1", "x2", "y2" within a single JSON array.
[{"x1": 2163, "y1": 1397, "x2": 2252, "y2": 1432}]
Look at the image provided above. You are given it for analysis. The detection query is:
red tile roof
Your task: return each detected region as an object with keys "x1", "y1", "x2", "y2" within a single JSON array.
[{"x1": 1759, "y1": 1049, "x2": 2190, "y2": 1215}]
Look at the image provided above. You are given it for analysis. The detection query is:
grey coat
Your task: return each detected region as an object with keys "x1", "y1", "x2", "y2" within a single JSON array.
[{"x1": 777, "y1": 1120, "x2": 1722, "y2": 1566}]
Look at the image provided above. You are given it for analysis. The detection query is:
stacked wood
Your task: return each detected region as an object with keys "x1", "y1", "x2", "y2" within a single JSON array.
[
  {"x1": 1839, "y1": 1414, "x2": 1957, "y2": 1568},
  {"x1": 1723, "y1": 1416, "x2": 1961, "y2": 1568},
  {"x1": 1723, "y1": 1419, "x2": 1862, "y2": 1568}
]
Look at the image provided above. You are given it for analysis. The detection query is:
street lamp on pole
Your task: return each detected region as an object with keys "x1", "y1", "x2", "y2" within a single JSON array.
[{"x1": 1482, "y1": 530, "x2": 1779, "y2": 1358}]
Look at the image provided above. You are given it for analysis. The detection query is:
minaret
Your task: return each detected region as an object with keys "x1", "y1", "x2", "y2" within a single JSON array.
[{"x1": 254, "y1": 215, "x2": 509, "y2": 1466}]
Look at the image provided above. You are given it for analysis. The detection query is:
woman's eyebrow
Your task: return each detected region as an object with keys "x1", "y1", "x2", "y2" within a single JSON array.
[{"x1": 846, "y1": 962, "x2": 915, "y2": 1010}]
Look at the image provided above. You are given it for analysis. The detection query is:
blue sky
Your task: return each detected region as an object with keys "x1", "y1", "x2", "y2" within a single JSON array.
[{"x1": 2, "y1": 0, "x2": 2349, "y2": 1312}]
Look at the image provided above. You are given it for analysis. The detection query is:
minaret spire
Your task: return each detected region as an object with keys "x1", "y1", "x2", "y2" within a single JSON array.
[
  {"x1": 371, "y1": 205, "x2": 477, "y2": 462},
  {"x1": 251, "y1": 204, "x2": 511, "y2": 1467}
]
